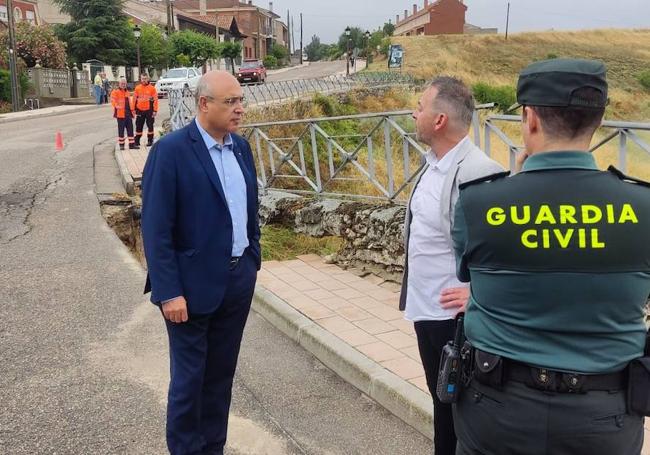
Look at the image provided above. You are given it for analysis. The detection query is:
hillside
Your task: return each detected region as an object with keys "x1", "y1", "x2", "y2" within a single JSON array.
[{"x1": 371, "y1": 29, "x2": 650, "y2": 120}]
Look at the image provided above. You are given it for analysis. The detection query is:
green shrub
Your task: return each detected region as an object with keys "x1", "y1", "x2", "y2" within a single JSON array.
[
  {"x1": 546, "y1": 53, "x2": 559, "y2": 60},
  {"x1": 263, "y1": 55, "x2": 278, "y2": 69},
  {"x1": 313, "y1": 93, "x2": 335, "y2": 117},
  {"x1": 0, "y1": 69, "x2": 30, "y2": 102},
  {"x1": 638, "y1": 70, "x2": 650, "y2": 91},
  {"x1": 472, "y1": 82, "x2": 517, "y2": 113}
]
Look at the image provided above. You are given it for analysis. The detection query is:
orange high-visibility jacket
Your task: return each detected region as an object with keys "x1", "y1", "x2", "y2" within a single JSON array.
[
  {"x1": 134, "y1": 83, "x2": 159, "y2": 113},
  {"x1": 110, "y1": 88, "x2": 135, "y2": 119}
]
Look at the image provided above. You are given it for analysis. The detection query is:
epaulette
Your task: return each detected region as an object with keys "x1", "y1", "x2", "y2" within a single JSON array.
[
  {"x1": 607, "y1": 166, "x2": 650, "y2": 188},
  {"x1": 459, "y1": 171, "x2": 510, "y2": 190}
]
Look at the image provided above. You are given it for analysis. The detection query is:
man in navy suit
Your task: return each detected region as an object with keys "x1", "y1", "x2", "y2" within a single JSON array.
[{"x1": 141, "y1": 70, "x2": 261, "y2": 455}]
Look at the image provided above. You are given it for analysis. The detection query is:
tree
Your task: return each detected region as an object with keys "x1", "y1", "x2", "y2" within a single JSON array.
[
  {"x1": 271, "y1": 43, "x2": 288, "y2": 64},
  {"x1": 220, "y1": 41, "x2": 242, "y2": 76},
  {"x1": 0, "y1": 22, "x2": 67, "y2": 69},
  {"x1": 53, "y1": 0, "x2": 135, "y2": 66},
  {"x1": 168, "y1": 30, "x2": 221, "y2": 68},
  {"x1": 337, "y1": 26, "x2": 366, "y2": 57},
  {"x1": 305, "y1": 35, "x2": 322, "y2": 62},
  {"x1": 138, "y1": 24, "x2": 169, "y2": 70},
  {"x1": 383, "y1": 22, "x2": 395, "y2": 37}
]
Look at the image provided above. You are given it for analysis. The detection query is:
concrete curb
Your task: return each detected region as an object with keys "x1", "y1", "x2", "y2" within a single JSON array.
[
  {"x1": 252, "y1": 285, "x2": 433, "y2": 440},
  {"x1": 0, "y1": 104, "x2": 99, "y2": 125},
  {"x1": 114, "y1": 145, "x2": 135, "y2": 196}
]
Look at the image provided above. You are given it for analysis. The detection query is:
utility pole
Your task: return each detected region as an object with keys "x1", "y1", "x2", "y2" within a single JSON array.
[
  {"x1": 286, "y1": 10, "x2": 291, "y2": 55},
  {"x1": 291, "y1": 16, "x2": 295, "y2": 56},
  {"x1": 299, "y1": 13, "x2": 303, "y2": 65},
  {"x1": 505, "y1": 2, "x2": 510, "y2": 41},
  {"x1": 6, "y1": 0, "x2": 21, "y2": 112}
]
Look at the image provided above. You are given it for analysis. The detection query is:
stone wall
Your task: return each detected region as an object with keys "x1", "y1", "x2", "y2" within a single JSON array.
[{"x1": 260, "y1": 190, "x2": 406, "y2": 281}]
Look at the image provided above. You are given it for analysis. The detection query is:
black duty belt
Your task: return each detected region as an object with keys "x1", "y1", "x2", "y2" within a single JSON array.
[
  {"x1": 503, "y1": 358, "x2": 627, "y2": 393},
  {"x1": 229, "y1": 256, "x2": 241, "y2": 270}
]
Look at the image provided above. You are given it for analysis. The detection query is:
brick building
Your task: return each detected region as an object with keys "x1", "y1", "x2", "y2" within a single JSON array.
[
  {"x1": 394, "y1": 0, "x2": 466, "y2": 36},
  {"x1": 0, "y1": 0, "x2": 40, "y2": 26},
  {"x1": 173, "y1": 0, "x2": 288, "y2": 60}
]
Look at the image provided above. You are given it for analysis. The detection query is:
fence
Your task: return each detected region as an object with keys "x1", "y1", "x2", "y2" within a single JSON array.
[
  {"x1": 26, "y1": 66, "x2": 91, "y2": 100},
  {"x1": 169, "y1": 83, "x2": 650, "y2": 203},
  {"x1": 483, "y1": 115, "x2": 650, "y2": 173},
  {"x1": 168, "y1": 72, "x2": 419, "y2": 131}
]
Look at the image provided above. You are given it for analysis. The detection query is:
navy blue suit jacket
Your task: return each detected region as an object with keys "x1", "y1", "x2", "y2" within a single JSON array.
[{"x1": 141, "y1": 120, "x2": 261, "y2": 314}]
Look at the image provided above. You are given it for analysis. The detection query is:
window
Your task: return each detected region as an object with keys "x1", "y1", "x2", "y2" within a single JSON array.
[
  {"x1": 26, "y1": 10, "x2": 35, "y2": 24},
  {"x1": 0, "y1": 6, "x2": 7, "y2": 20}
]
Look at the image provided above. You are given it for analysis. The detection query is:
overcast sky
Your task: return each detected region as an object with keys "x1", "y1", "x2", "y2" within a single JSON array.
[{"x1": 266, "y1": 0, "x2": 649, "y2": 44}]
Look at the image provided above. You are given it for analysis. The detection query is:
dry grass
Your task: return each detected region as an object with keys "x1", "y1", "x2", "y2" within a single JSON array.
[
  {"x1": 260, "y1": 225, "x2": 343, "y2": 261},
  {"x1": 371, "y1": 29, "x2": 650, "y2": 120}
]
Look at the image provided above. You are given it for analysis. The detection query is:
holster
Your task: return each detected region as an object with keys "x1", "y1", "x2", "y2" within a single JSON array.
[
  {"x1": 628, "y1": 357, "x2": 650, "y2": 416},
  {"x1": 473, "y1": 349, "x2": 505, "y2": 390}
]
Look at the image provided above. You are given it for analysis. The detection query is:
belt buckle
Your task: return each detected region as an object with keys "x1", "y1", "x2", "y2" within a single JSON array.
[
  {"x1": 559, "y1": 373, "x2": 586, "y2": 393},
  {"x1": 530, "y1": 368, "x2": 557, "y2": 392}
]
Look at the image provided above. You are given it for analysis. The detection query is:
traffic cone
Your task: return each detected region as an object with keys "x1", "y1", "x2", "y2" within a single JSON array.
[{"x1": 55, "y1": 131, "x2": 64, "y2": 151}]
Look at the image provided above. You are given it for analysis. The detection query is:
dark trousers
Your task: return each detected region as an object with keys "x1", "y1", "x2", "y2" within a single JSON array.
[
  {"x1": 164, "y1": 249, "x2": 257, "y2": 455},
  {"x1": 454, "y1": 378, "x2": 644, "y2": 455},
  {"x1": 414, "y1": 319, "x2": 457, "y2": 455},
  {"x1": 135, "y1": 111, "x2": 155, "y2": 145},
  {"x1": 117, "y1": 118, "x2": 134, "y2": 148}
]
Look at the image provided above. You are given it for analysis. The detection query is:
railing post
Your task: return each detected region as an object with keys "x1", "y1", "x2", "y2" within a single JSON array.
[
  {"x1": 484, "y1": 121, "x2": 492, "y2": 157},
  {"x1": 472, "y1": 109, "x2": 481, "y2": 148},
  {"x1": 619, "y1": 129, "x2": 628, "y2": 173},
  {"x1": 367, "y1": 136, "x2": 375, "y2": 179},
  {"x1": 254, "y1": 129, "x2": 267, "y2": 187},
  {"x1": 384, "y1": 118, "x2": 395, "y2": 197},
  {"x1": 310, "y1": 124, "x2": 323, "y2": 193},
  {"x1": 297, "y1": 139, "x2": 306, "y2": 176}
]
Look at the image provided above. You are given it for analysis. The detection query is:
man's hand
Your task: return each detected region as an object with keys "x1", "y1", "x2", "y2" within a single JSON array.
[
  {"x1": 162, "y1": 296, "x2": 188, "y2": 323},
  {"x1": 440, "y1": 287, "x2": 470, "y2": 313},
  {"x1": 152, "y1": 111, "x2": 157, "y2": 118}
]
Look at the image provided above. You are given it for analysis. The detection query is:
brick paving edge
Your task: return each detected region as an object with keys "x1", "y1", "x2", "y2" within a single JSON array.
[{"x1": 252, "y1": 285, "x2": 433, "y2": 440}]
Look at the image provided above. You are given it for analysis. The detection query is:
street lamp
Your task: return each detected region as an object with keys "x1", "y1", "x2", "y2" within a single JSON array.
[
  {"x1": 345, "y1": 26, "x2": 351, "y2": 76},
  {"x1": 364, "y1": 30, "x2": 370, "y2": 69},
  {"x1": 134, "y1": 24, "x2": 142, "y2": 75}
]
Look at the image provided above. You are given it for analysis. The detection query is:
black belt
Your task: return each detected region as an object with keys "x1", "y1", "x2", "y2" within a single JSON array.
[
  {"x1": 503, "y1": 358, "x2": 627, "y2": 393},
  {"x1": 229, "y1": 256, "x2": 241, "y2": 270}
]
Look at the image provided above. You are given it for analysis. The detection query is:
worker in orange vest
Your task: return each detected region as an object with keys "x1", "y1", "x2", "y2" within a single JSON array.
[
  {"x1": 134, "y1": 73, "x2": 159, "y2": 147},
  {"x1": 110, "y1": 77, "x2": 137, "y2": 150}
]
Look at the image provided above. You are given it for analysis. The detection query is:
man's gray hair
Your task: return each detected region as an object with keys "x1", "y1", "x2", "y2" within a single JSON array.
[
  {"x1": 429, "y1": 76, "x2": 475, "y2": 130},
  {"x1": 195, "y1": 75, "x2": 213, "y2": 107}
]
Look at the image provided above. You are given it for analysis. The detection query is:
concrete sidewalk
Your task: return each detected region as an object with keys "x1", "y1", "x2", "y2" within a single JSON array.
[
  {"x1": 0, "y1": 103, "x2": 108, "y2": 124},
  {"x1": 253, "y1": 255, "x2": 650, "y2": 451}
]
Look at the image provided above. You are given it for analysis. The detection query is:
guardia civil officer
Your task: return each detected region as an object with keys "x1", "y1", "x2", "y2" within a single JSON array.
[{"x1": 452, "y1": 59, "x2": 650, "y2": 454}]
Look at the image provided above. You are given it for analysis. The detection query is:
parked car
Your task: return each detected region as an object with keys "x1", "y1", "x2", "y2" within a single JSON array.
[
  {"x1": 155, "y1": 67, "x2": 202, "y2": 97},
  {"x1": 237, "y1": 60, "x2": 267, "y2": 84}
]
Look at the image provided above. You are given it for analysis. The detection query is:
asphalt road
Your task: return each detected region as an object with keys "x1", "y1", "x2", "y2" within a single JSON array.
[
  {"x1": 267, "y1": 61, "x2": 349, "y2": 82},
  {"x1": 0, "y1": 63, "x2": 431, "y2": 454}
]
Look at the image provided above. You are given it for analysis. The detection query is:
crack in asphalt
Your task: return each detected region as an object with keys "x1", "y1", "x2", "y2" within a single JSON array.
[{"x1": 0, "y1": 174, "x2": 64, "y2": 244}]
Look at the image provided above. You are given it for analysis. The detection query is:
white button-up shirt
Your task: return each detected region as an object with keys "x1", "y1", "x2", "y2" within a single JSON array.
[{"x1": 404, "y1": 137, "x2": 470, "y2": 322}]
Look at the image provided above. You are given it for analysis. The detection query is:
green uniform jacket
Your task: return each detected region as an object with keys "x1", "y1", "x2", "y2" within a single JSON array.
[{"x1": 452, "y1": 151, "x2": 650, "y2": 373}]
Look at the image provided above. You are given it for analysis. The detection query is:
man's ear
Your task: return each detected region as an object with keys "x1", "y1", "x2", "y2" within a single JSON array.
[
  {"x1": 433, "y1": 113, "x2": 448, "y2": 131},
  {"x1": 522, "y1": 106, "x2": 539, "y2": 136}
]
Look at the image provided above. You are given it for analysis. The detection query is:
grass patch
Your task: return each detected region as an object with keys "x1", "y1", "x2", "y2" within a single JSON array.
[
  {"x1": 369, "y1": 29, "x2": 650, "y2": 120},
  {"x1": 261, "y1": 225, "x2": 343, "y2": 261}
]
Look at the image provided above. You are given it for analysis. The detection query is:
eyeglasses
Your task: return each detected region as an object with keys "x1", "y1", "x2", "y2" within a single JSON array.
[{"x1": 204, "y1": 95, "x2": 247, "y2": 108}]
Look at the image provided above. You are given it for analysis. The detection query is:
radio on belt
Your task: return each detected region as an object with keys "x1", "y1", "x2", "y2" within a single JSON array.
[{"x1": 436, "y1": 313, "x2": 465, "y2": 404}]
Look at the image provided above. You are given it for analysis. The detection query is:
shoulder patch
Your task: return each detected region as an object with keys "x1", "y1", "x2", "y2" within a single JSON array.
[
  {"x1": 607, "y1": 165, "x2": 650, "y2": 188},
  {"x1": 459, "y1": 171, "x2": 510, "y2": 190}
]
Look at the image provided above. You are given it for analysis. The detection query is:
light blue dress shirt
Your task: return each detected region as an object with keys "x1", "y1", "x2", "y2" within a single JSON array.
[{"x1": 195, "y1": 119, "x2": 249, "y2": 257}]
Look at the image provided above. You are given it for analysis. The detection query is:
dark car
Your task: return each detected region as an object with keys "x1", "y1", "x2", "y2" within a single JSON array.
[{"x1": 237, "y1": 60, "x2": 267, "y2": 84}]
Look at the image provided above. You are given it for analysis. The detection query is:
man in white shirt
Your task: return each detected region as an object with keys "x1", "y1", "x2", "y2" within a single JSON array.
[{"x1": 399, "y1": 77, "x2": 503, "y2": 455}]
